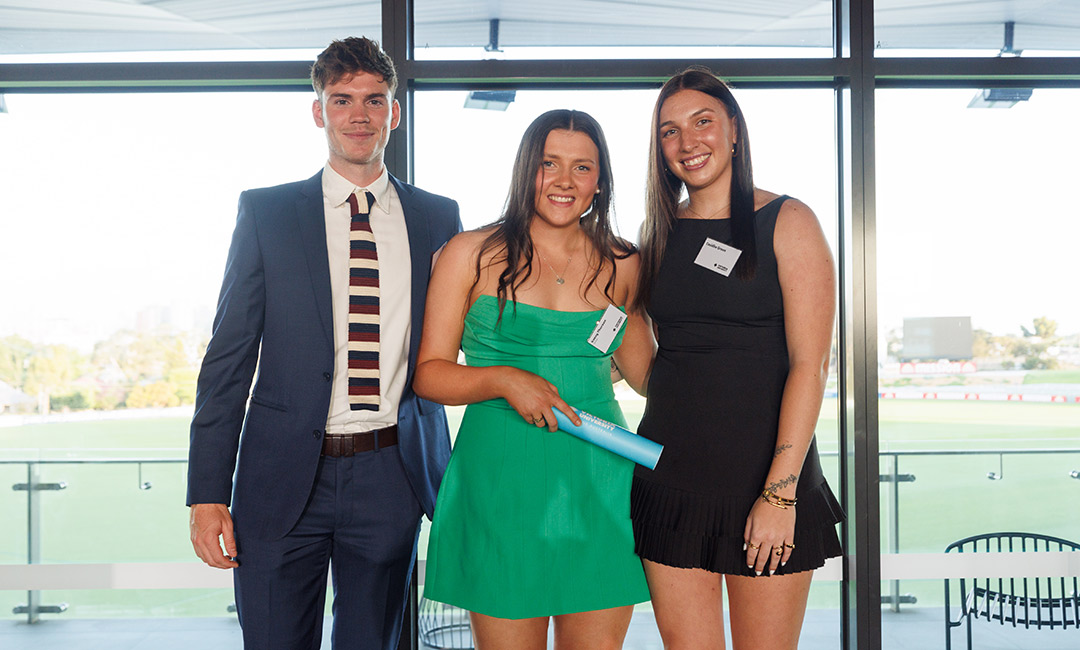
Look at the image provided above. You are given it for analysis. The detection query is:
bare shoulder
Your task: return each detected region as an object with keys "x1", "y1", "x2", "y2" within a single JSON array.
[
  {"x1": 777, "y1": 196, "x2": 817, "y2": 219},
  {"x1": 438, "y1": 227, "x2": 496, "y2": 267},
  {"x1": 613, "y1": 245, "x2": 641, "y2": 273},
  {"x1": 775, "y1": 197, "x2": 826, "y2": 241},
  {"x1": 610, "y1": 244, "x2": 641, "y2": 307},
  {"x1": 752, "y1": 189, "x2": 825, "y2": 249},
  {"x1": 773, "y1": 198, "x2": 834, "y2": 267}
]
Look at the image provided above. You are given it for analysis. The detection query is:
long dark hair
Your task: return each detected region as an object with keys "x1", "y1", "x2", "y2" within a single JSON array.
[
  {"x1": 635, "y1": 67, "x2": 756, "y2": 312},
  {"x1": 473, "y1": 109, "x2": 633, "y2": 318}
]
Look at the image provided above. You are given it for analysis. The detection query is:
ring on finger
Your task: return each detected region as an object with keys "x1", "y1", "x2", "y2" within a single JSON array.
[
  {"x1": 774, "y1": 548, "x2": 783, "y2": 556},
  {"x1": 784, "y1": 543, "x2": 796, "y2": 549},
  {"x1": 747, "y1": 542, "x2": 760, "y2": 550},
  {"x1": 532, "y1": 416, "x2": 544, "y2": 424}
]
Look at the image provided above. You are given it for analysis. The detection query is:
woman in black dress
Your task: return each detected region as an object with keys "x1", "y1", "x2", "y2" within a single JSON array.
[{"x1": 631, "y1": 67, "x2": 844, "y2": 649}]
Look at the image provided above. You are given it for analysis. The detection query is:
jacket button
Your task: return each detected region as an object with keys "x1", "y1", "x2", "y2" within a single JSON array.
[
  {"x1": 312, "y1": 430, "x2": 321, "y2": 439},
  {"x1": 323, "y1": 372, "x2": 332, "y2": 381}
]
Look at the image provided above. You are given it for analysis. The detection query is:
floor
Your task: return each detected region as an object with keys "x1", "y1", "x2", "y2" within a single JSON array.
[{"x1": 2, "y1": 607, "x2": 1077, "y2": 649}]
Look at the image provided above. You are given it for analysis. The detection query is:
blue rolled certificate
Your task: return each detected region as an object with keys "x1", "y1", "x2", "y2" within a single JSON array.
[{"x1": 551, "y1": 407, "x2": 663, "y2": 470}]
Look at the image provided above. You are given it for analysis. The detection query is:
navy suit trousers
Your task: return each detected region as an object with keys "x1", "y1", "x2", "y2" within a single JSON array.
[{"x1": 233, "y1": 445, "x2": 423, "y2": 650}]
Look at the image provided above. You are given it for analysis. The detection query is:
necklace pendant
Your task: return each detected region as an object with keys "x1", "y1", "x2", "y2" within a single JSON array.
[{"x1": 555, "y1": 277, "x2": 565, "y2": 285}]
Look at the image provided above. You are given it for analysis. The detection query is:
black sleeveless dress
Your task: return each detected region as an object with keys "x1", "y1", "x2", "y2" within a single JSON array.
[{"x1": 631, "y1": 196, "x2": 844, "y2": 576}]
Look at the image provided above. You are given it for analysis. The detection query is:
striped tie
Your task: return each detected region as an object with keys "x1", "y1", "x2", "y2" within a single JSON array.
[{"x1": 347, "y1": 191, "x2": 380, "y2": 411}]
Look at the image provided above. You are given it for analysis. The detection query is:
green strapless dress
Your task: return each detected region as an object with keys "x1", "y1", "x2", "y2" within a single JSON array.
[{"x1": 423, "y1": 295, "x2": 649, "y2": 619}]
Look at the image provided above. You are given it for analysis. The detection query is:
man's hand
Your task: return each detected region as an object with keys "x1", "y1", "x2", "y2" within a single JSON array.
[{"x1": 190, "y1": 503, "x2": 239, "y2": 569}]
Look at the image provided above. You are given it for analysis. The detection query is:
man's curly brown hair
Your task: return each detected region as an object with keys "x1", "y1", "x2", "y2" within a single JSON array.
[{"x1": 311, "y1": 37, "x2": 398, "y2": 98}]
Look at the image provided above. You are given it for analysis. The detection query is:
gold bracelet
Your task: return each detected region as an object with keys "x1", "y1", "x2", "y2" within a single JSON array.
[
  {"x1": 762, "y1": 489, "x2": 797, "y2": 508},
  {"x1": 762, "y1": 496, "x2": 788, "y2": 509},
  {"x1": 763, "y1": 488, "x2": 797, "y2": 506}
]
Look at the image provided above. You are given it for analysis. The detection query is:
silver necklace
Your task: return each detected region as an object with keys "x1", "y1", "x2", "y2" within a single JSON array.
[{"x1": 534, "y1": 245, "x2": 574, "y2": 285}]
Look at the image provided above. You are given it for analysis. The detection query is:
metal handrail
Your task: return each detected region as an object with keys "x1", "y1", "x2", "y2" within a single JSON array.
[
  {"x1": 13, "y1": 447, "x2": 1080, "y2": 462},
  {"x1": 4, "y1": 448, "x2": 1078, "y2": 622},
  {"x1": 4, "y1": 456, "x2": 188, "y2": 622},
  {"x1": 876, "y1": 448, "x2": 1080, "y2": 611},
  {"x1": 0, "y1": 457, "x2": 187, "y2": 464},
  {"x1": 876, "y1": 448, "x2": 1079, "y2": 457}
]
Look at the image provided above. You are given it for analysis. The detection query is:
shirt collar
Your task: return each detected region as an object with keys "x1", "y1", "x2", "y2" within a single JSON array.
[{"x1": 322, "y1": 162, "x2": 391, "y2": 214}]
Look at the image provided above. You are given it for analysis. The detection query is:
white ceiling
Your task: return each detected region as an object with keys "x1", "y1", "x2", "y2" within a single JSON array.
[{"x1": 0, "y1": 0, "x2": 1077, "y2": 55}]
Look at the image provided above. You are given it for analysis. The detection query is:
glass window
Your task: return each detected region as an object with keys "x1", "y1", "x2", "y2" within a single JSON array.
[
  {"x1": 875, "y1": 0, "x2": 1080, "y2": 57},
  {"x1": 414, "y1": 0, "x2": 832, "y2": 60},
  {"x1": 413, "y1": 86, "x2": 842, "y2": 649},
  {"x1": 0, "y1": 90, "x2": 324, "y2": 619},
  {"x1": 414, "y1": 88, "x2": 837, "y2": 241},
  {"x1": 876, "y1": 87, "x2": 1080, "y2": 646},
  {"x1": 0, "y1": 464, "x2": 27, "y2": 564},
  {"x1": 0, "y1": 91, "x2": 323, "y2": 368}
]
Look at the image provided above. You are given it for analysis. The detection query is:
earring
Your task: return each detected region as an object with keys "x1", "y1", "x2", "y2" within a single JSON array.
[
  {"x1": 731, "y1": 142, "x2": 738, "y2": 156},
  {"x1": 595, "y1": 188, "x2": 601, "y2": 194}
]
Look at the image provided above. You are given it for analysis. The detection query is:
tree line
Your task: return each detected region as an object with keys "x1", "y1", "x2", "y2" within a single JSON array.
[
  {"x1": 0, "y1": 329, "x2": 207, "y2": 413},
  {"x1": 3, "y1": 316, "x2": 1075, "y2": 415}
]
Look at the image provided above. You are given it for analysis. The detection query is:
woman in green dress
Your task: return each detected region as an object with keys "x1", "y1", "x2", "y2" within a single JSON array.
[{"x1": 414, "y1": 109, "x2": 656, "y2": 649}]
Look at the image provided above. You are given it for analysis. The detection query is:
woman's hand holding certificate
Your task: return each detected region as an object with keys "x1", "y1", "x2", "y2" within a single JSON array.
[{"x1": 551, "y1": 407, "x2": 663, "y2": 469}]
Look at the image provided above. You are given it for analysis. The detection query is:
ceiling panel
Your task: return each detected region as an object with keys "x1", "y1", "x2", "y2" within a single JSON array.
[{"x1": 0, "y1": 0, "x2": 1076, "y2": 56}]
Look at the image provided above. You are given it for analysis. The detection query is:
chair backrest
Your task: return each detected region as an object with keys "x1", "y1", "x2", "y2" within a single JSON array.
[
  {"x1": 946, "y1": 531, "x2": 1080, "y2": 555},
  {"x1": 945, "y1": 532, "x2": 1079, "y2": 631}
]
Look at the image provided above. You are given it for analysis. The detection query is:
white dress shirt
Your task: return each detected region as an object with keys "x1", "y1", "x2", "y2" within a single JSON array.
[{"x1": 321, "y1": 163, "x2": 411, "y2": 433}]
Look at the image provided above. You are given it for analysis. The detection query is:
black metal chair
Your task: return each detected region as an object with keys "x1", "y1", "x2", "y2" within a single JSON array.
[
  {"x1": 944, "y1": 531, "x2": 1080, "y2": 650},
  {"x1": 417, "y1": 596, "x2": 473, "y2": 649}
]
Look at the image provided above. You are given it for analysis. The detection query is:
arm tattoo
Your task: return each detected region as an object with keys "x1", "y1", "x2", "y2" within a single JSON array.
[
  {"x1": 774, "y1": 443, "x2": 792, "y2": 458},
  {"x1": 766, "y1": 474, "x2": 798, "y2": 493}
]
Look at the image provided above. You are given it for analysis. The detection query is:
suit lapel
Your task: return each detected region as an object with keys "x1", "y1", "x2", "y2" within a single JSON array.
[
  {"x1": 296, "y1": 171, "x2": 335, "y2": 347},
  {"x1": 392, "y1": 175, "x2": 432, "y2": 387}
]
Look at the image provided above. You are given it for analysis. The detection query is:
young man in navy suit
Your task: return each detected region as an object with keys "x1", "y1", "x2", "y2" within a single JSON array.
[{"x1": 187, "y1": 37, "x2": 461, "y2": 649}]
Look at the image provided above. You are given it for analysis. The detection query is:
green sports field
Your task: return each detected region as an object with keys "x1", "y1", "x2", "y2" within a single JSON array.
[{"x1": 2, "y1": 396, "x2": 1077, "y2": 618}]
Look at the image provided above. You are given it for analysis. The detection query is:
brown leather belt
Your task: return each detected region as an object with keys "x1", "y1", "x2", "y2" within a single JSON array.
[{"x1": 321, "y1": 425, "x2": 398, "y2": 457}]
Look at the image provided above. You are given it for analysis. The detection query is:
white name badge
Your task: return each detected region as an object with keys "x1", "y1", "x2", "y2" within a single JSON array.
[
  {"x1": 588, "y1": 304, "x2": 627, "y2": 353},
  {"x1": 693, "y1": 237, "x2": 743, "y2": 277}
]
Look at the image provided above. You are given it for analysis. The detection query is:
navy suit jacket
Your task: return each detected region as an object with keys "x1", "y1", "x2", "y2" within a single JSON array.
[{"x1": 187, "y1": 170, "x2": 461, "y2": 541}]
